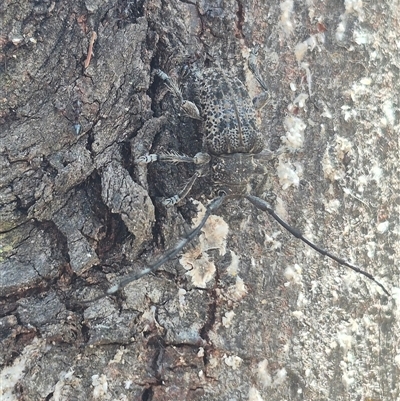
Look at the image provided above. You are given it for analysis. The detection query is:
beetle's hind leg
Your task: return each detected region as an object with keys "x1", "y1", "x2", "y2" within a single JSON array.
[{"x1": 248, "y1": 48, "x2": 269, "y2": 110}]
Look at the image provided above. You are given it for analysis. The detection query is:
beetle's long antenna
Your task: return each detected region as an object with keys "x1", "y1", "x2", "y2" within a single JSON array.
[
  {"x1": 82, "y1": 194, "x2": 226, "y2": 304},
  {"x1": 246, "y1": 195, "x2": 390, "y2": 296}
]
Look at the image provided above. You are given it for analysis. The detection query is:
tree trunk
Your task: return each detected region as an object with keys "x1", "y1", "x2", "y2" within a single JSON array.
[{"x1": 1, "y1": 1, "x2": 399, "y2": 400}]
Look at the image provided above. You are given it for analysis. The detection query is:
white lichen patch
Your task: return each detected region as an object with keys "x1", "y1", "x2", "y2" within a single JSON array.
[
  {"x1": 344, "y1": 0, "x2": 365, "y2": 19},
  {"x1": 226, "y1": 250, "x2": 240, "y2": 276},
  {"x1": 222, "y1": 310, "x2": 235, "y2": 328},
  {"x1": 347, "y1": 77, "x2": 373, "y2": 102},
  {"x1": 284, "y1": 264, "x2": 303, "y2": 285},
  {"x1": 180, "y1": 249, "x2": 216, "y2": 288},
  {"x1": 256, "y1": 359, "x2": 272, "y2": 388},
  {"x1": 281, "y1": 116, "x2": 306, "y2": 150},
  {"x1": 292, "y1": 310, "x2": 305, "y2": 320},
  {"x1": 366, "y1": 241, "x2": 376, "y2": 258},
  {"x1": 294, "y1": 41, "x2": 308, "y2": 63},
  {"x1": 0, "y1": 337, "x2": 46, "y2": 401},
  {"x1": 179, "y1": 200, "x2": 229, "y2": 287},
  {"x1": 336, "y1": 0, "x2": 365, "y2": 41},
  {"x1": 52, "y1": 368, "x2": 81, "y2": 401},
  {"x1": 360, "y1": 76, "x2": 372, "y2": 85},
  {"x1": 295, "y1": 93, "x2": 309, "y2": 108},
  {"x1": 280, "y1": 0, "x2": 294, "y2": 35},
  {"x1": 200, "y1": 214, "x2": 229, "y2": 255},
  {"x1": 178, "y1": 288, "x2": 187, "y2": 307},
  {"x1": 91, "y1": 374, "x2": 108, "y2": 399},
  {"x1": 223, "y1": 354, "x2": 243, "y2": 369},
  {"x1": 342, "y1": 270, "x2": 368, "y2": 294},
  {"x1": 226, "y1": 276, "x2": 248, "y2": 301},
  {"x1": 341, "y1": 105, "x2": 357, "y2": 121},
  {"x1": 235, "y1": 276, "x2": 247, "y2": 297},
  {"x1": 274, "y1": 197, "x2": 288, "y2": 221},
  {"x1": 321, "y1": 103, "x2": 333, "y2": 119},
  {"x1": 341, "y1": 368, "x2": 355, "y2": 389},
  {"x1": 370, "y1": 163, "x2": 383, "y2": 182},
  {"x1": 192, "y1": 200, "x2": 229, "y2": 255},
  {"x1": 248, "y1": 387, "x2": 264, "y2": 401},
  {"x1": 353, "y1": 29, "x2": 371, "y2": 45},
  {"x1": 395, "y1": 353, "x2": 400, "y2": 368},
  {"x1": 208, "y1": 354, "x2": 219, "y2": 369},
  {"x1": 109, "y1": 347, "x2": 124, "y2": 364},
  {"x1": 296, "y1": 291, "x2": 308, "y2": 309},
  {"x1": 264, "y1": 231, "x2": 282, "y2": 251},
  {"x1": 277, "y1": 159, "x2": 300, "y2": 189},
  {"x1": 336, "y1": 20, "x2": 346, "y2": 41},
  {"x1": 141, "y1": 306, "x2": 160, "y2": 332},
  {"x1": 295, "y1": 33, "x2": 325, "y2": 62},
  {"x1": 356, "y1": 174, "x2": 368, "y2": 193},
  {"x1": 377, "y1": 221, "x2": 389, "y2": 234},
  {"x1": 381, "y1": 99, "x2": 396, "y2": 126},
  {"x1": 324, "y1": 198, "x2": 341, "y2": 213},
  {"x1": 272, "y1": 368, "x2": 287, "y2": 386},
  {"x1": 337, "y1": 330, "x2": 354, "y2": 353},
  {"x1": 322, "y1": 154, "x2": 345, "y2": 181},
  {"x1": 392, "y1": 287, "x2": 400, "y2": 321}
]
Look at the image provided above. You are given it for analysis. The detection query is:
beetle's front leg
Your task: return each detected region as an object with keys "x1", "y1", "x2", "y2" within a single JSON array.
[
  {"x1": 137, "y1": 152, "x2": 210, "y2": 165},
  {"x1": 138, "y1": 152, "x2": 211, "y2": 206},
  {"x1": 155, "y1": 69, "x2": 201, "y2": 120}
]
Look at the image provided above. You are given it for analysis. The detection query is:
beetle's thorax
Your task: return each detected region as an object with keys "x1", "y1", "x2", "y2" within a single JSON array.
[{"x1": 210, "y1": 153, "x2": 258, "y2": 195}]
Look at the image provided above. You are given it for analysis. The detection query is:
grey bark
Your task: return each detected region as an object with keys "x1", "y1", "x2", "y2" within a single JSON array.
[{"x1": 1, "y1": 1, "x2": 399, "y2": 400}]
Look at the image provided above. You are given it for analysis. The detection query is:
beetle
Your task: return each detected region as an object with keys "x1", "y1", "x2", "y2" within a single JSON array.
[{"x1": 85, "y1": 62, "x2": 389, "y2": 302}]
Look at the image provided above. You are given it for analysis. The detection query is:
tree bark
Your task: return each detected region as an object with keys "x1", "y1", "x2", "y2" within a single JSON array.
[{"x1": 1, "y1": 1, "x2": 399, "y2": 400}]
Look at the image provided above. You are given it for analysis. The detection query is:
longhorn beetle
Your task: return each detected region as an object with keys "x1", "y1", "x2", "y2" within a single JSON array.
[{"x1": 86, "y1": 58, "x2": 389, "y2": 303}]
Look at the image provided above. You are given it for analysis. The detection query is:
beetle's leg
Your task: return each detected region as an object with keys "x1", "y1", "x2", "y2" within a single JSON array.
[
  {"x1": 246, "y1": 195, "x2": 390, "y2": 296},
  {"x1": 248, "y1": 48, "x2": 269, "y2": 110},
  {"x1": 162, "y1": 170, "x2": 201, "y2": 207},
  {"x1": 82, "y1": 194, "x2": 226, "y2": 303},
  {"x1": 248, "y1": 48, "x2": 268, "y2": 92},
  {"x1": 155, "y1": 69, "x2": 201, "y2": 120},
  {"x1": 138, "y1": 152, "x2": 211, "y2": 206},
  {"x1": 137, "y1": 152, "x2": 210, "y2": 165}
]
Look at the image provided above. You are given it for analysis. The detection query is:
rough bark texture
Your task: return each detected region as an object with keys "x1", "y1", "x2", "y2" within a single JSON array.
[{"x1": 1, "y1": 1, "x2": 399, "y2": 400}]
